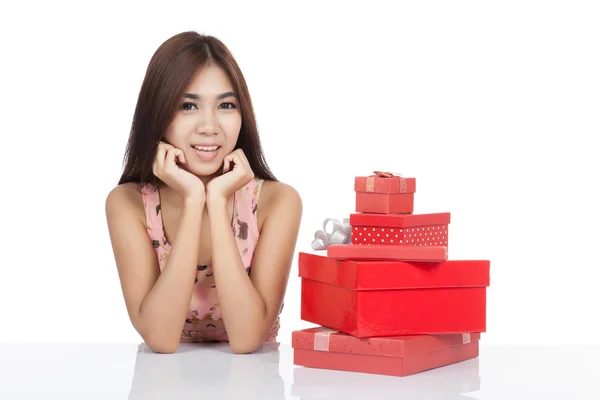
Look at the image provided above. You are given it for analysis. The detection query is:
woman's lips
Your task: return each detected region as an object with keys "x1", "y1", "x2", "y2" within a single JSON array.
[{"x1": 192, "y1": 145, "x2": 220, "y2": 161}]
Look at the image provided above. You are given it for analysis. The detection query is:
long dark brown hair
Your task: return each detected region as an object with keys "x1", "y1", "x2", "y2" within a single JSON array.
[{"x1": 118, "y1": 31, "x2": 277, "y2": 187}]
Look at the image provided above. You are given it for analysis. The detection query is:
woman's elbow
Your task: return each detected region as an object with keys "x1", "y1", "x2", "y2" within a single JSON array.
[
  {"x1": 229, "y1": 336, "x2": 264, "y2": 354},
  {"x1": 143, "y1": 333, "x2": 180, "y2": 354},
  {"x1": 150, "y1": 341, "x2": 179, "y2": 354}
]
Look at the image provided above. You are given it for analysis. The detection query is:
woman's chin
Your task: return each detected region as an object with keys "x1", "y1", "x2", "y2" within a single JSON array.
[{"x1": 186, "y1": 162, "x2": 222, "y2": 178}]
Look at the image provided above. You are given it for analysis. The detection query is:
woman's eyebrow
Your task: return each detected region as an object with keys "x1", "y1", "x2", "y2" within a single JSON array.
[{"x1": 184, "y1": 92, "x2": 236, "y2": 100}]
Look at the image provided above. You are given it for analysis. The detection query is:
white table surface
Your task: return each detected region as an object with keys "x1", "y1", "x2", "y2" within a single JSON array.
[{"x1": 0, "y1": 342, "x2": 598, "y2": 399}]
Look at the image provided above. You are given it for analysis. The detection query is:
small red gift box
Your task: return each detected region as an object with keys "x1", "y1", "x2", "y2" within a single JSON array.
[
  {"x1": 299, "y1": 252, "x2": 490, "y2": 337},
  {"x1": 292, "y1": 326, "x2": 480, "y2": 377},
  {"x1": 355, "y1": 173, "x2": 416, "y2": 214},
  {"x1": 350, "y1": 212, "x2": 450, "y2": 247},
  {"x1": 327, "y1": 244, "x2": 448, "y2": 262}
]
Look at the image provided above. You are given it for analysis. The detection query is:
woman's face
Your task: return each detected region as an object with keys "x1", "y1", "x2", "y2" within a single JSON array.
[{"x1": 164, "y1": 64, "x2": 242, "y2": 177}]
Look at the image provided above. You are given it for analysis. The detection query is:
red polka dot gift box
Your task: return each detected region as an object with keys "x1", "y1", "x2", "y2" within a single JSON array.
[
  {"x1": 292, "y1": 326, "x2": 480, "y2": 377},
  {"x1": 350, "y1": 212, "x2": 451, "y2": 247},
  {"x1": 298, "y1": 252, "x2": 490, "y2": 337},
  {"x1": 354, "y1": 171, "x2": 416, "y2": 214}
]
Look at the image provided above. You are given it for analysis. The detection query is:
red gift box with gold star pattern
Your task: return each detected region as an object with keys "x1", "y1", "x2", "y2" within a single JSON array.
[{"x1": 354, "y1": 172, "x2": 416, "y2": 214}]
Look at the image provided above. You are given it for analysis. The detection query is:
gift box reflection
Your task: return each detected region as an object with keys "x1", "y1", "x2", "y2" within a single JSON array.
[
  {"x1": 292, "y1": 356, "x2": 480, "y2": 399},
  {"x1": 127, "y1": 342, "x2": 284, "y2": 400}
]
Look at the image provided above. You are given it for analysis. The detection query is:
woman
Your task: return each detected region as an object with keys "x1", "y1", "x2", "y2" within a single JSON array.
[{"x1": 105, "y1": 31, "x2": 302, "y2": 354}]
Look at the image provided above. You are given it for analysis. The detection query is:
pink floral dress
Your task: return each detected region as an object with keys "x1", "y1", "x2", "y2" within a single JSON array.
[{"x1": 140, "y1": 178, "x2": 280, "y2": 343}]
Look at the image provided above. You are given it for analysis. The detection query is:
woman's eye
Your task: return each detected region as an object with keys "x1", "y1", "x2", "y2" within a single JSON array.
[
  {"x1": 182, "y1": 102, "x2": 197, "y2": 111},
  {"x1": 220, "y1": 102, "x2": 237, "y2": 110},
  {"x1": 181, "y1": 102, "x2": 236, "y2": 111}
]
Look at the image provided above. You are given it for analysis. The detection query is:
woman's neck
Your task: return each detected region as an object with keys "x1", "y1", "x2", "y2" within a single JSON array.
[{"x1": 156, "y1": 171, "x2": 220, "y2": 207}]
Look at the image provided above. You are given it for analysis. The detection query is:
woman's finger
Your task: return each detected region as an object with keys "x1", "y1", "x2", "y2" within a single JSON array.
[
  {"x1": 223, "y1": 156, "x2": 231, "y2": 173},
  {"x1": 177, "y1": 149, "x2": 186, "y2": 164},
  {"x1": 165, "y1": 148, "x2": 178, "y2": 170},
  {"x1": 156, "y1": 144, "x2": 167, "y2": 171},
  {"x1": 234, "y1": 149, "x2": 250, "y2": 170},
  {"x1": 159, "y1": 140, "x2": 175, "y2": 150}
]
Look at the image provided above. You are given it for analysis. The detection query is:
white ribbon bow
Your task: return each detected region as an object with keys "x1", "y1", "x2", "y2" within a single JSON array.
[{"x1": 311, "y1": 218, "x2": 352, "y2": 250}]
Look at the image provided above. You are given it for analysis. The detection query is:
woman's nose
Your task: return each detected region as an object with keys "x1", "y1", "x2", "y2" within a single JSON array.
[{"x1": 196, "y1": 109, "x2": 218, "y2": 135}]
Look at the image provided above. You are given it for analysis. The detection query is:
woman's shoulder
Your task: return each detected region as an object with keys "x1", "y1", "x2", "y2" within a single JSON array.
[
  {"x1": 258, "y1": 179, "x2": 300, "y2": 203},
  {"x1": 256, "y1": 179, "x2": 302, "y2": 221},
  {"x1": 105, "y1": 182, "x2": 149, "y2": 221}
]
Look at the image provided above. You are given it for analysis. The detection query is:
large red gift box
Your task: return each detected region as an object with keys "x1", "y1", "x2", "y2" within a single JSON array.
[
  {"x1": 355, "y1": 174, "x2": 416, "y2": 214},
  {"x1": 350, "y1": 212, "x2": 451, "y2": 247},
  {"x1": 292, "y1": 326, "x2": 480, "y2": 377},
  {"x1": 299, "y1": 252, "x2": 490, "y2": 337}
]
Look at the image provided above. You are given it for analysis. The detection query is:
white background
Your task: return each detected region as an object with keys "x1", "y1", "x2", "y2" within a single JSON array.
[{"x1": 0, "y1": 0, "x2": 598, "y2": 346}]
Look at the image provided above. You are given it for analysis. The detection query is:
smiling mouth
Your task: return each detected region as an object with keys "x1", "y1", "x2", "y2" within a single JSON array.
[
  {"x1": 192, "y1": 145, "x2": 221, "y2": 161},
  {"x1": 192, "y1": 145, "x2": 221, "y2": 152}
]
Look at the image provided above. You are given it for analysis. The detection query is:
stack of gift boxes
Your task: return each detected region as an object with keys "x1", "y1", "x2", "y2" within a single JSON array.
[{"x1": 292, "y1": 171, "x2": 491, "y2": 378}]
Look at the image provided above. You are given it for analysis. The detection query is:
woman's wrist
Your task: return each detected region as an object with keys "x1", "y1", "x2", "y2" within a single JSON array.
[
  {"x1": 206, "y1": 193, "x2": 227, "y2": 210},
  {"x1": 182, "y1": 192, "x2": 206, "y2": 210}
]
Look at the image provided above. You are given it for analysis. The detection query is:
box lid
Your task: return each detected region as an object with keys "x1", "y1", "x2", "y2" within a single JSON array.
[
  {"x1": 350, "y1": 212, "x2": 451, "y2": 227},
  {"x1": 327, "y1": 244, "x2": 448, "y2": 262},
  {"x1": 298, "y1": 252, "x2": 490, "y2": 290},
  {"x1": 354, "y1": 175, "x2": 416, "y2": 194},
  {"x1": 292, "y1": 326, "x2": 480, "y2": 357}
]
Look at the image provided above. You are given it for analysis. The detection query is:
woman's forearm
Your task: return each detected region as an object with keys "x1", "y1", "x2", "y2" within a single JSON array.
[
  {"x1": 139, "y1": 196, "x2": 204, "y2": 351},
  {"x1": 207, "y1": 198, "x2": 267, "y2": 351}
]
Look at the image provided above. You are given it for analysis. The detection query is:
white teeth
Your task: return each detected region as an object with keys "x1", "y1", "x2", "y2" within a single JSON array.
[{"x1": 193, "y1": 145, "x2": 219, "y2": 151}]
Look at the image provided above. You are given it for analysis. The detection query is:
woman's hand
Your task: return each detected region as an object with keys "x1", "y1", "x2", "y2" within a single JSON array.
[
  {"x1": 206, "y1": 149, "x2": 254, "y2": 205},
  {"x1": 152, "y1": 141, "x2": 205, "y2": 202}
]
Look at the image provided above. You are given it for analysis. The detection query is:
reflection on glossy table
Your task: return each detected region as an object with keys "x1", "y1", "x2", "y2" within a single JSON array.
[{"x1": 0, "y1": 342, "x2": 598, "y2": 399}]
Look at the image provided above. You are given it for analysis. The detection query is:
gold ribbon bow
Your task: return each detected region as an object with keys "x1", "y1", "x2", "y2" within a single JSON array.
[{"x1": 366, "y1": 171, "x2": 406, "y2": 192}]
